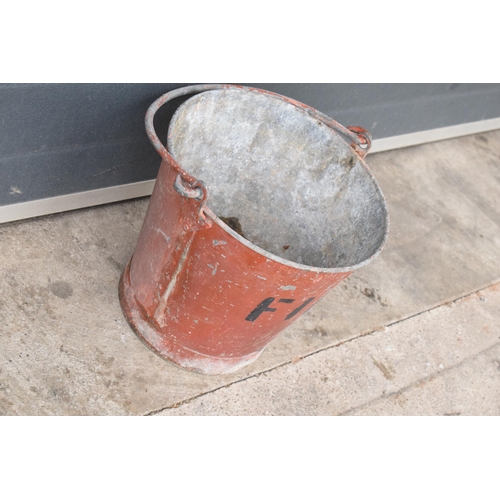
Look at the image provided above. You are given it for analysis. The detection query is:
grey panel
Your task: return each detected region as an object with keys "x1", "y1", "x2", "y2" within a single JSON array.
[
  {"x1": 1, "y1": 83, "x2": 500, "y2": 210},
  {"x1": 247, "y1": 83, "x2": 500, "y2": 138},
  {"x1": 0, "y1": 83, "x2": 194, "y2": 206},
  {"x1": 1, "y1": 137, "x2": 154, "y2": 203}
]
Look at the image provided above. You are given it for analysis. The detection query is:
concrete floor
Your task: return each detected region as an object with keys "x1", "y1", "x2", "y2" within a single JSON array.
[
  {"x1": 163, "y1": 284, "x2": 500, "y2": 415},
  {"x1": 1, "y1": 130, "x2": 500, "y2": 415}
]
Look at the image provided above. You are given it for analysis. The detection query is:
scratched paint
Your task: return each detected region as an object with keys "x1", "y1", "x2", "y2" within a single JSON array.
[
  {"x1": 119, "y1": 84, "x2": 389, "y2": 375},
  {"x1": 207, "y1": 263, "x2": 219, "y2": 275}
]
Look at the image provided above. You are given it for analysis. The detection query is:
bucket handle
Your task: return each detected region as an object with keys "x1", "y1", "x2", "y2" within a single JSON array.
[
  {"x1": 145, "y1": 84, "x2": 373, "y2": 193},
  {"x1": 145, "y1": 85, "x2": 230, "y2": 229},
  {"x1": 145, "y1": 84, "x2": 234, "y2": 189},
  {"x1": 346, "y1": 126, "x2": 372, "y2": 158}
]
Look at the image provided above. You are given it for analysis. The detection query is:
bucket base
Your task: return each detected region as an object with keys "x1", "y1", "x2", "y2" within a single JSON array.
[{"x1": 119, "y1": 260, "x2": 264, "y2": 375}]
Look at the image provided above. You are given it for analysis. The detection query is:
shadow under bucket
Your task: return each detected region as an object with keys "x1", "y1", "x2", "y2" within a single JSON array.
[{"x1": 119, "y1": 84, "x2": 389, "y2": 375}]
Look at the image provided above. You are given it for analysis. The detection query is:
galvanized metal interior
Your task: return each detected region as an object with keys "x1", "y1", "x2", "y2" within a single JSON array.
[{"x1": 168, "y1": 88, "x2": 388, "y2": 270}]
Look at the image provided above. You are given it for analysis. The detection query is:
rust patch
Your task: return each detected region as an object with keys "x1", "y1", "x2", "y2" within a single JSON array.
[
  {"x1": 372, "y1": 358, "x2": 395, "y2": 380},
  {"x1": 220, "y1": 216, "x2": 245, "y2": 238}
]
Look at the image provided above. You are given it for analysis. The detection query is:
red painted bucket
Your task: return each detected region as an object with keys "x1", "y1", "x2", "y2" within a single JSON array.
[{"x1": 119, "y1": 84, "x2": 389, "y2": 375}]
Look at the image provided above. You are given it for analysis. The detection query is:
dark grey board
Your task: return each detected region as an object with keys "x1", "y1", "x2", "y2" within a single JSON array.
[
  {"x1": 1, "y1": 83, "x2": 500, "y2": 209},
  {"x1": 0, "y1": 83, "x2": 193, "y2": 206},
  {"x1": 247, "y1": 83, "x2": 500, "y2": 139}
]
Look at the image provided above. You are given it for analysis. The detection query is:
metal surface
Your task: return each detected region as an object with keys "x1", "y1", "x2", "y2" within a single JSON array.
[{"x1": 119, "y1": 85, "x2": 389, "y2": 375}]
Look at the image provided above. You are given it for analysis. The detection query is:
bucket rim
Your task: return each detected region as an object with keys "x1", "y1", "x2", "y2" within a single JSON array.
[
  {"x1": 147, "y1": 84, "x2": 390, "y2": 274},
  {"x1": 204, "y1": 197, "x2": 388, "y2": 275}
]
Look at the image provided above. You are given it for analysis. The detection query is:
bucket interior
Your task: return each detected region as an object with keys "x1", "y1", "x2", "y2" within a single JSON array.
[{"x1": 167, "y1": 88, "x2": 388, "y2": 270}]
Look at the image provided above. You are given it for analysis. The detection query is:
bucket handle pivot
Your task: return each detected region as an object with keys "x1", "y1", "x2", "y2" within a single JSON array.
[
  {"x1": 347, "y1": 126, "x2": 372, "y2": 158},
  {"x1": 174, "y1": 174, "x2": 204, "y2": 200}
]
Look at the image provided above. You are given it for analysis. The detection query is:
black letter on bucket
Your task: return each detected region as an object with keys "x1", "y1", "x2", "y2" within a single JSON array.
[
  {"x1": 285, "y1": 297, "x2": 316, "y2": 320},
  {"x1": 246, "y1": 298, "x2": 277, "y2": 322}
]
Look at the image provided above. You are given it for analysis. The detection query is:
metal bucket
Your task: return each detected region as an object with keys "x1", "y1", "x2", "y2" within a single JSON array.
[{"x1": 119, "y1": 84, "x2": 389, "y2": 375}]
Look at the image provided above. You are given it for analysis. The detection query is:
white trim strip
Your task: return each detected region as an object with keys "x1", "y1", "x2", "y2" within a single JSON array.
[
  {"x1": 1, "y1": 117, "x2": 500, "y2": 224},
  {"x1": 368, "y1": 116, "x2": 500, "y2": 153},
  {"x1": 0, "y1": 180, "x2": 155, "y2": 224}
]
